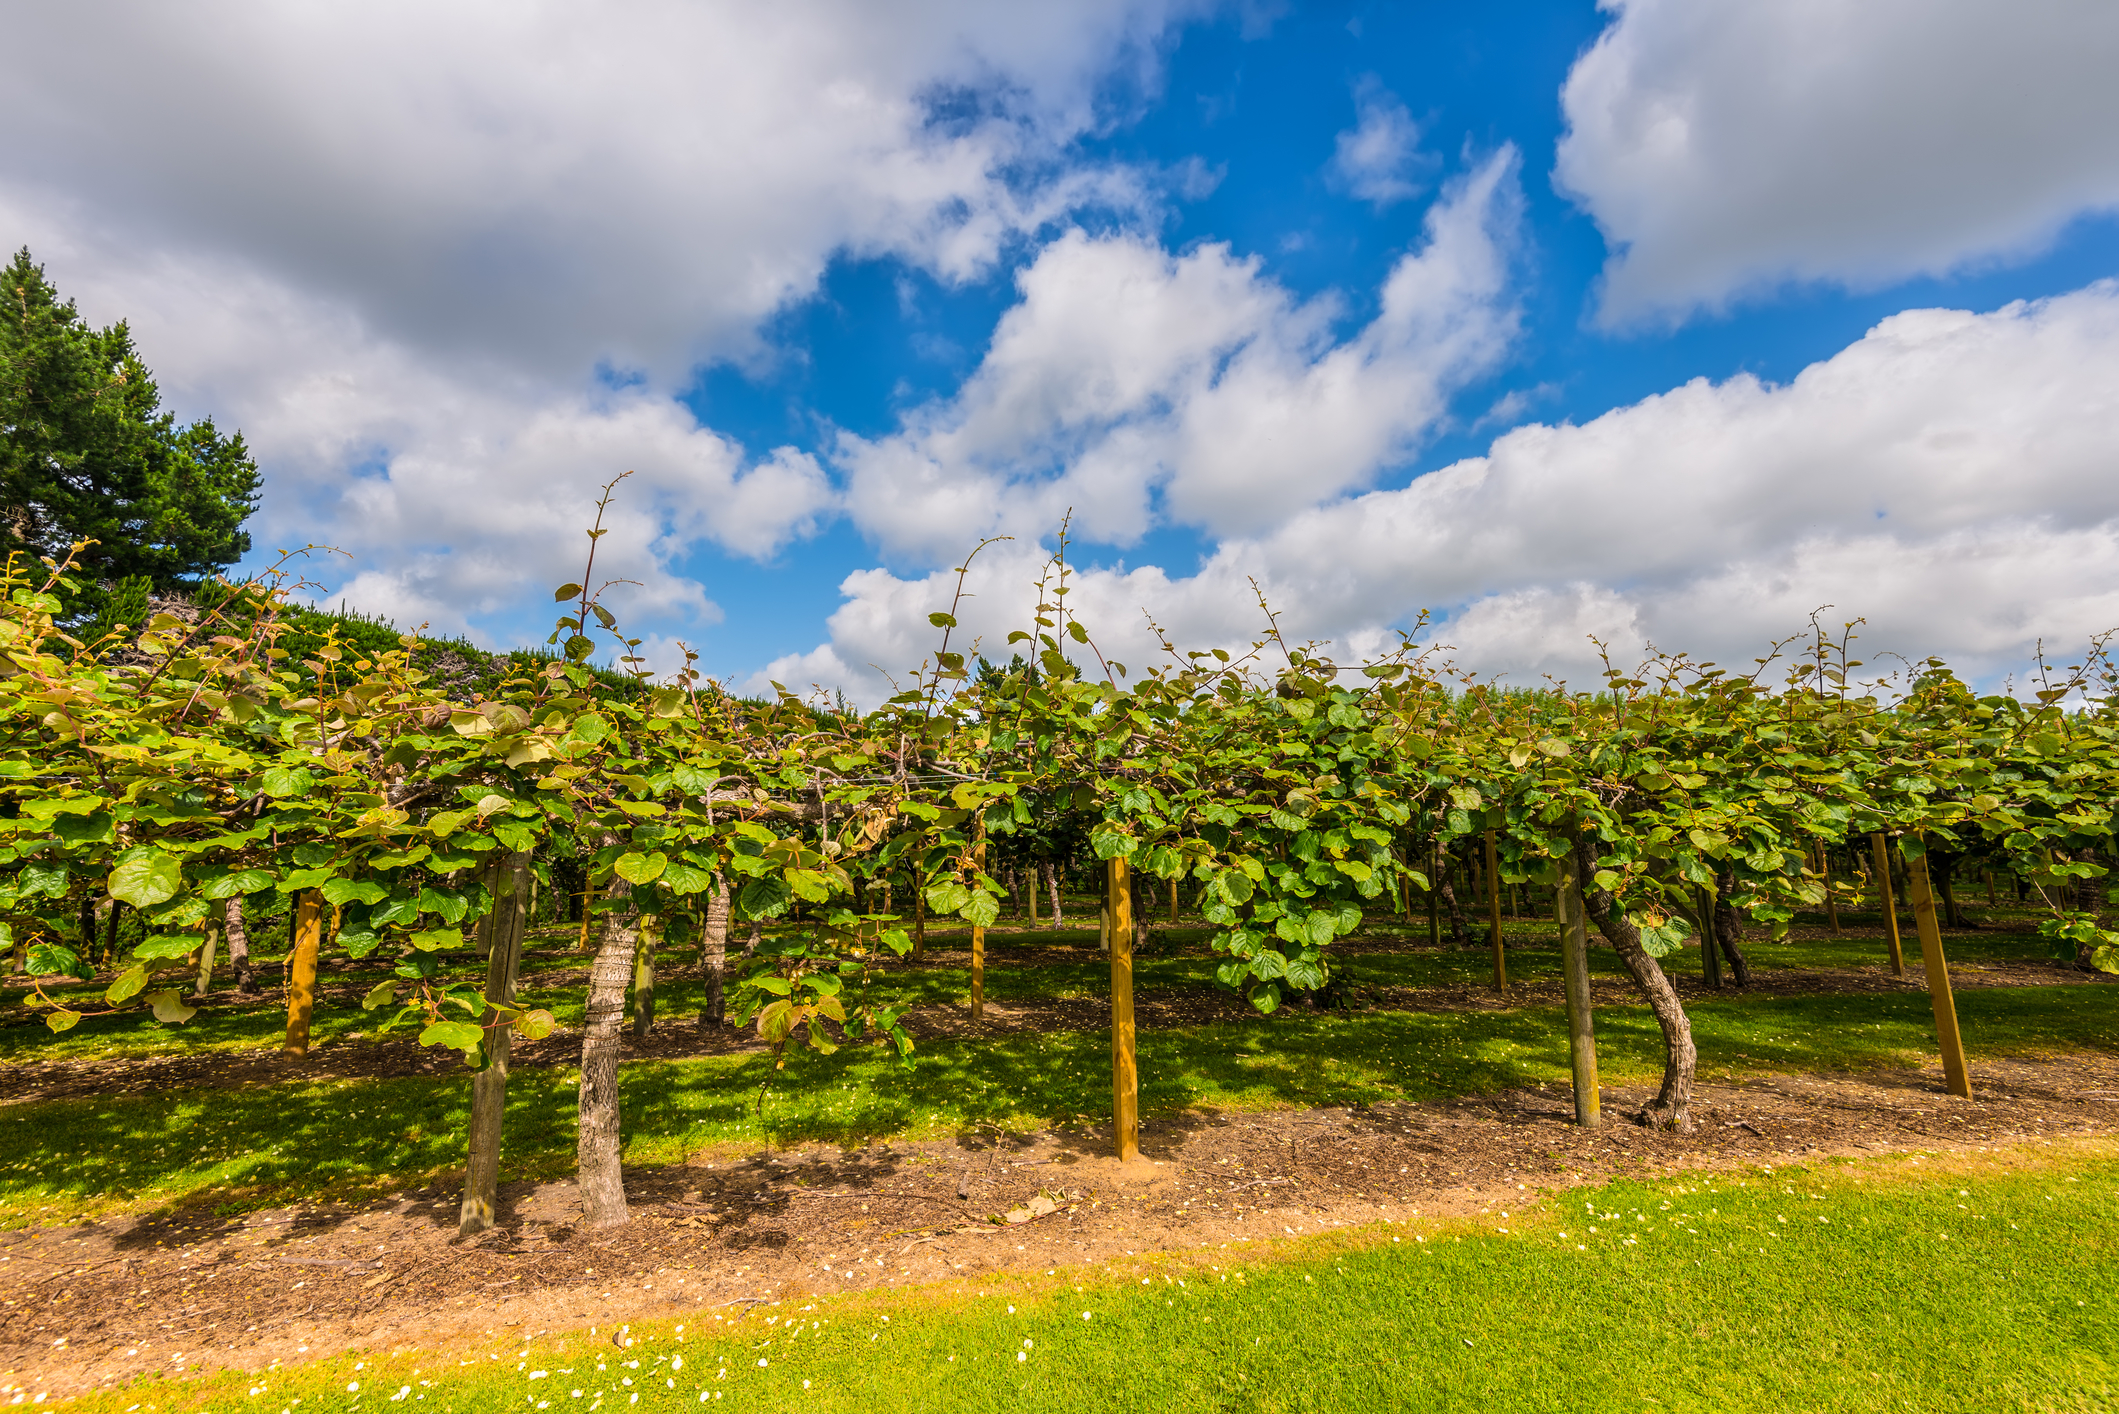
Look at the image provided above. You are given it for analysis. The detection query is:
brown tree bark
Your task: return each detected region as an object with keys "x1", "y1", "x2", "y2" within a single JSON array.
[
  {"x1": 1712, "y1": 869, "x2": 1752, "y2": 986},
  {"x1": 225, "y1": 895, "x2": 257, "y2": 995},
  {"x1": 629, "y1": 914, "x2": 660, "y2": 1037},
  {"x1": 577, "y1": 878, "x2": 640, "y2": 1228},
  {"x1": 697, "y1": 875, "x2": 729, "y2": 1027},
  {"x1": 1043, "y1": 857, "x2": 1062, "y2": 923},
  {"x1": 1574, "y1": 833, "x2": 1696, "y2": 1131}
]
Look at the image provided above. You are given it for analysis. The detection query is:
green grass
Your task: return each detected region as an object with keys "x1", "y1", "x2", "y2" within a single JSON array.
[
  {"x1": 7, "y1": 984, "x2": 2116, "y2": 1222},
  {"x1": 58, "y1": 1143, "x2": 2119, "y2": 1413}
]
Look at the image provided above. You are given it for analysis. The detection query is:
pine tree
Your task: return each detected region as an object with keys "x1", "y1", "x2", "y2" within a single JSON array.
[{"x1": 0, "y1": 248, "x2": 260, "y2": 594}]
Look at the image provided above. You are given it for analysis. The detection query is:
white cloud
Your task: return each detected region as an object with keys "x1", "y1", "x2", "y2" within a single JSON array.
[
  {"x1": 836, "y1": 147, "x2": 1525, "y2": 559},
  {"x1": 1327, "y1": 79, "x2": 1435, "y2": 209},
  {"x1": 2, "y1": 0, "x2": 1201, "y2": 380},
  {"x1": 762, "y1": 281, "x2": 2119, "y2": 701},
  {"x1": 1556, "y1": 0, "x2": 2119, "y2": 323},
  {"x1": 0, "y1": 1, "x2": 1210, "y2": 638}
]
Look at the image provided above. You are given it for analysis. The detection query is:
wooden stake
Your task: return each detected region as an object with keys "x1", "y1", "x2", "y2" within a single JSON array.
[
  {"x1": 913, "y1": 874, "x2": 926, "y2": 960},
  {"x1": 1426, "y1": 844, "x2": 1441, "y2": 949},
  {"x1": 460, "y1": 850, "x2": 531, "y2": 1237},
  {"x1": 1905, "y1": 844, "x2": 1971, "y2": 1098},
  {"x1": 1871, "y1": 833, "x2": 1907, "y2": 978},
  {"x1": 577, "y1": 888, "x2": 592, "y2": 952},
  {"x1": 1697, "y1": 884, "x2": 1722, "y2": 989},
  {"x1": 1484, "y1": 829, "x2": 1506, "y2": 991},
  {"x1": 1821, "y1": 845, "x2": 1841, "y2": 935},
  {"x1": 281, "y1": 891, "x2": 323, "y2": 1056},
  {"x1": 1109, "y1": 855, "x2": 1139, "y2": 1162},
  {"x1": 193, "y1": 901, "x2": 223, "y2": 998},
  {"x1": 1169, "y1": 876, "x2": 1179, "y2": 924},
  {"x1": 970, "y1": 835, "x2": 987, "y2": 1022},
  {"x1": 1555, "y1": 852, "x2": 1600, "y2": 1127}
]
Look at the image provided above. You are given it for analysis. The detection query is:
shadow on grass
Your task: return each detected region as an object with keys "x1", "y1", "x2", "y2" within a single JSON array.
[{"x1": 8, "y1": 983, "x2": 2115, "y2": 1222}]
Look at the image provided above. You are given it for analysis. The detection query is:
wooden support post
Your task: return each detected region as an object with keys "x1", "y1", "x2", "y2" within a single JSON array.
[
  {"x1": 1426, "y1": 844, "x2": 1441, "y2": 949},
  {"x1": 577, "y1": 889, "x2": 592, "y2": 951},
  {"x1": 1169, "y1": 876, "x2": 1179, "y2": 925},
  {"x1": 1872, "y1": 833, "x2": 1907, "y2": 978},
  {"x1": 460, "y1": 851, "x2": 531, "y2": 1237},
  {"x1": 970, "y1": 837, "x2": 987, "y2": 1022},
  {"x1": 913, "y1": 874, "x2": 926, "y2": 960},
  {"x1": 1109, "y1": 856, "x2": 1138, "y2": 1162},
  {"x1": 1697, "y1": 884, "x2": 1722, "y2": 989},
  {"x1": 194, "y1": 902, "x2": 223, "y2": 998},
  {"x1": 281, "y1": 891, "x2": 323, "y2": 1056},
  {"x1": 1555, "y1": 852, "x2": 1601, "y2": 1127},
  {"x1": 1821, "y1": 845, "x2": 1841, "y2": 935},
  {"x1": 1905, "y1": 844, "x2": 1972, "y2": 1098},
  {"x1": 1027, "y1": 865, "x2": 1039, "y2": 922},
  {"x1": 1484, "y1": 829, "x2": 1506, "y2": 991},
  {"x1": 630, "y1": 914, "x2": 660, "y2": 1036}
]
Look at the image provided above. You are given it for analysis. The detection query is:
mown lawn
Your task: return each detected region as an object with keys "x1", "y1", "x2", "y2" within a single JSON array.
[
  {"x1": 52, "y1": 1142, "x2": 2119, "y2": 1413},
  {"x1": 5, "y1": 984, "x2": 2115, "y2": 1222}
]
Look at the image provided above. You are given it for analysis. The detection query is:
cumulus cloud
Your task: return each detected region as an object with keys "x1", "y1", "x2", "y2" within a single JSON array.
[
  {"x1": 1327, "y1": 79, "x2": 1436, "y2": 209},
  {"x1": 1556, "y1": 0, "x2": 2119, "y2": 323},
  {"x1": 759, "y1": 281, "x2": 2119, "y2": 701},
  {"x1": 837, "y1": 147, "x2": 1525, "y2": 560},
  {"x1": 1, "y1": 0, "x2": 1200, "y2": 379},
  {"x1": 0, "y1": 1, "x2": 1210, "y2": 637}
]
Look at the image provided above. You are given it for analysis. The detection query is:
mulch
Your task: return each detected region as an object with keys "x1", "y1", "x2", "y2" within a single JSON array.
[{"x1": 5, "y1": 1050, "x2": 2118, "y2": 1402}]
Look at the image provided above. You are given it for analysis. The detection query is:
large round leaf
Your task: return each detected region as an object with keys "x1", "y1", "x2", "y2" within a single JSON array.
[{"x1": 108, "y1": 847, "x2": 181, "y2": 907}]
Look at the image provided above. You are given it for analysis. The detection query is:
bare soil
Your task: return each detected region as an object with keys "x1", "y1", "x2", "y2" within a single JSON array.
[{"x1": 6, "y1": 1051, "x2": 2119, "y2": 1402}]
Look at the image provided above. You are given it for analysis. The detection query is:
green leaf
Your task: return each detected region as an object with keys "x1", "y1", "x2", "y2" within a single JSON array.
[
  {"x1": 18, "y1": 862, "x2": 69, "y2": 898},
  {"x1": 614, "y1": 851, "x2": 668, "y2": 885},
  {"x1": 361, "y1": 980, "x2": 401, "y2": 1010},
  {"x1": 928, "y1": 612, "x2": 957, "y2": 628},
  {"x1": 1249, "y1": 983, "x2": 1282, "y2": 1015},
  {"x1": 554, "y1": 583, "x2": 584, "y2": 601},
  {"x1": 961, "y1": 890, "x2": 1000, "y2": 929},
  {"x1": 660, "y1": 861, "x2": 715, "y2": 895},
  {"x1": 738, "y1": 876, "x2": 791, "y2": 918},
  {"x1": 52, "y1": 811, "x2": 114, "y2": 845},
  {"x1": 787, "y1": 868, "x2": 834, "y2": 903},
  {"x1": 108, "y1": 847, "x2": 182, "y2": 907},
  {"x1": 146, "y1": 990, "x2": 197, "y2": 1024},
  {"x1": 924, "y1": 880, "x2": 971, "y2": 916},
  {"x1": 46, "y1": 1009, "x2": 82, "y2": 1033},
  {"x1": 322, "y1": 878, "x2": 387, "y2": 906},
  {"x1": 515, "y1": 1008, "x2": 557, "y2": 1041},
  {"x1": 259, "y1": 766, "x2": 314, "y2": 798},
  {"x1": 419, "y1": 1019, "x2": 486, "y2": 1054},
  {"x1": 105, "y1": 964, "x2": 150, "y2": 1004},
  {"x1": 408, "y1": 928, "x2": 461, "y2": 952},
  {"x1": 203, "y1": 869, "x2": 275, "y2": 899},
  {"x1": 1283, "y1": 953, "x2": 1327, "y2": 991},
  {"x1": 133, "y1": 933, "x2": 199, "y2": 961},
  {"x1": 26, "y1": 942, "x2": 87, "y2": 979}
]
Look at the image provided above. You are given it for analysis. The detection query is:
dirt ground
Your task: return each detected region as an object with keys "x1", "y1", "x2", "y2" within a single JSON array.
[{"x1": 6, "y1": 1050, "x2": 2119, "y2": 1403}]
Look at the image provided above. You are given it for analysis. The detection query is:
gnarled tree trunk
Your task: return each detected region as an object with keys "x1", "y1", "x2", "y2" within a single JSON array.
[
  {"x1": 1575, "y1": 833, "x2": 1696, "y2": 1131},
  {"x1": 1437, "y1": 845, "x2": 1473, "y2": 950},
  {"x1": 697, "y1": 875, "x2": 729, "y2": 1027},
  {"x1": 578, "y1": 878, "x2": 640, "y2": 1228},
  {"x1": 1043, "y1": 857, "x2": 1062, "y2": 923}
]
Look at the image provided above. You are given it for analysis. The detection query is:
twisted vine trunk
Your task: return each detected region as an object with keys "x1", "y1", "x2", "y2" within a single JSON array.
[
  {"x1": 1712, "y1": 870, "x2": 1752, "y2": 986},
  {"x1": 697, "y1": 876, "x2": 729, "y2": 1027},
  {"x1": 578, "y1": 878, "x2": 639, "y2": 1228},
  {"x1": 1043, "y1": 857, "x2": 1062, "y2": 923},
  {"x1": 1575, "y1": 832, "x2": 1696, "y2": 1132}
]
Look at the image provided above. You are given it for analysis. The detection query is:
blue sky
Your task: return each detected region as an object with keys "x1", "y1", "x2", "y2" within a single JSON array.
[{"x1": 8, "y1": 1, "x2": 2119, "y2": 696}]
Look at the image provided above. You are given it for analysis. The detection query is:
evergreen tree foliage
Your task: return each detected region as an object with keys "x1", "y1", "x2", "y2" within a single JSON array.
[{"x1": 0, "y1": 248, "x2": 260, "y2": 592}]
